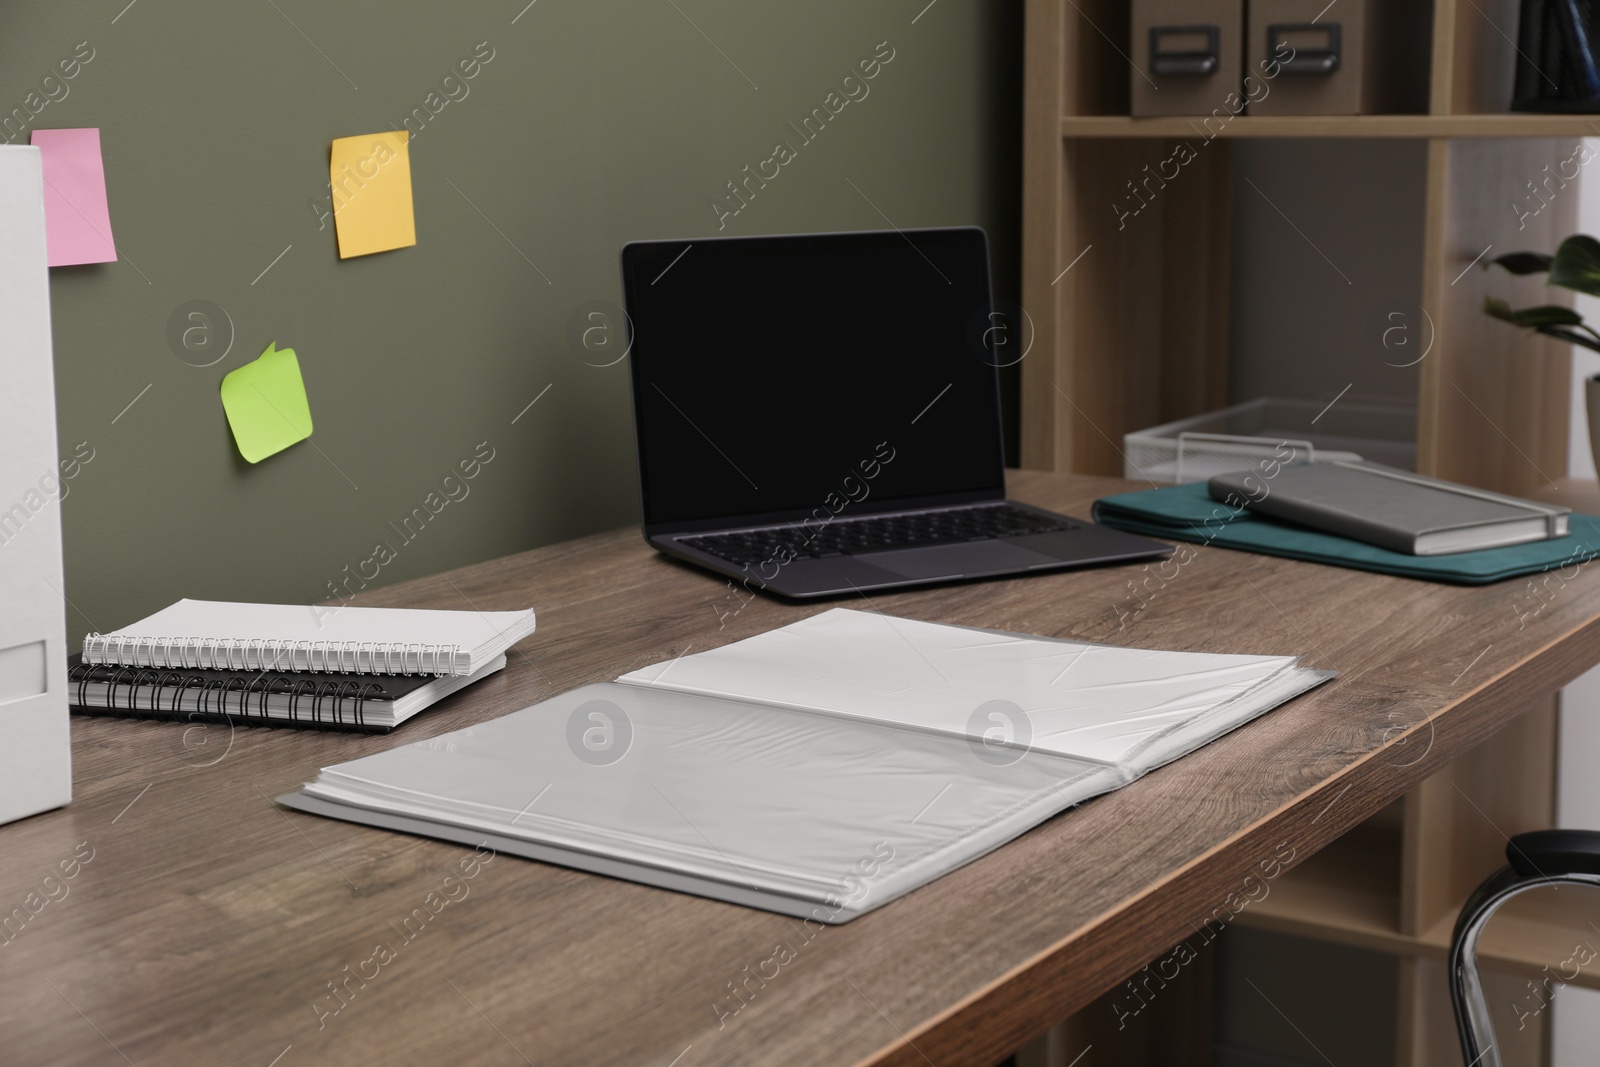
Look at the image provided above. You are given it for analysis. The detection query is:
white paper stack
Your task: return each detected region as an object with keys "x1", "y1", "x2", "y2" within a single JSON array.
[{"x1": 282, "y1": 609, "x2": 1332, "y2": 921}]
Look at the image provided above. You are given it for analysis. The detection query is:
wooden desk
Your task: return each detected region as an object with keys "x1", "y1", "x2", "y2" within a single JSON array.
[{"x1": 7, "y1": 471, "x2": 1600, "y2": 1067}]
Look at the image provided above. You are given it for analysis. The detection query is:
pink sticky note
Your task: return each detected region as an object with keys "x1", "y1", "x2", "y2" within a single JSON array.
[{"x1": 30, "y1": 128, "x2": 117, "y2": 267}]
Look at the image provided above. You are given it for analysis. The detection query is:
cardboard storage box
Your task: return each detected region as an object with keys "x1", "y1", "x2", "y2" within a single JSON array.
[
  {"x1": 1131, "y1": 0, "x2": 1245, "y2": 117},
  {"x1": 1246, "y1": 0, "x2": 1432, "y2": 115}
]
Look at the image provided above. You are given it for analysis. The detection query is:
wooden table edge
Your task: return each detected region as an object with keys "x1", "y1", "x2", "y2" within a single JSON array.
[{"x1": 844, "y1": 593, "x2": 1600, "y2": 1067}]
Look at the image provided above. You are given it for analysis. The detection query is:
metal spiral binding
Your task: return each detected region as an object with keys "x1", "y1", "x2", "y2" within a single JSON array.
[
  {"x1": 80, "y1": 633, "x2": 465, "y2": 676},
  {"x1": 68, "y1": 661, "x2": 392, "y2": 730}
]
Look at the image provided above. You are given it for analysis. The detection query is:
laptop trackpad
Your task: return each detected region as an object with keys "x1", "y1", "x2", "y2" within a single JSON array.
[{"x1": 862, "y1": 540, "x2": 1058, "y2": 580}]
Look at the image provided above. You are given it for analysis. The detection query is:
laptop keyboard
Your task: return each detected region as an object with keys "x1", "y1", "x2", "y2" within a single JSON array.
[{"x1": 681, "y1": 504, "x2": 1078, "y2": 567}]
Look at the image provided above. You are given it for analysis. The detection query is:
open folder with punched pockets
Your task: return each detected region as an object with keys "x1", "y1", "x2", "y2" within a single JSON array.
[
  {"x1": 281, "y1": 609, "x2": 1333, "y2": 921},
  {"x1": 620, "y1": 227, "x2": 1170, "y2": 597}
]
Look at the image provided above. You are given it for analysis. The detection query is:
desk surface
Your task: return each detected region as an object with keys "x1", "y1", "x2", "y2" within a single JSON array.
[{"x1": 7, "y1": 471, "x2": 1600, "y2": 1067}]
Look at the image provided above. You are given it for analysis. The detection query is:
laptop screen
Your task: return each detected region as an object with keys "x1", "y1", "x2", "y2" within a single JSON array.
[{"x1": 622, "y1": 227, "x2": 1007, "y2": 531}]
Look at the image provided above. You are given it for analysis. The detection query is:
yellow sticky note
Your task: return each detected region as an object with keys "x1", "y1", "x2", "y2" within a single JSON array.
[
  {"x1": 220, "y1": 342, "x2": 314, "y2": 463},
  {"x1": 329, "y1": 130, "x2": 416, "y2": 259}
]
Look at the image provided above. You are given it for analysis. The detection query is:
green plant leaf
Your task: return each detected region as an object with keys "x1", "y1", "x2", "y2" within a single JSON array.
[
  {"x1": 1488, "y1": 252, "x2": 1554, "y2": 275},
  {"x1": 1484, "y1": 297, "x2": 1517, "y2": 323},
  {"x1": 1548, "y1": 235, "x2": 1600, "y2": 295},
  {"x1": 1488, "y1": 303, "x2": 1585, "y2": 328},
  {"x1": 1537, "y1": 325, "x2": 1600, "y2": 354}
]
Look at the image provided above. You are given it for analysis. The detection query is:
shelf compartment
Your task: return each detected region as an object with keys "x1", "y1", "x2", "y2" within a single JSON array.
[
  {"x1": 1236, "y1": 817, "x2": 1406, "y2": 955},
  {"x1": 1235, "y1": 815, "x2": 1600, "y2": 992},
  {"x1": 1062, "y1": 114, "x2": 1600, "y2": 138},
  {"x1": 1421, "y1": 885, "x2": 1600, "y2": 992}
]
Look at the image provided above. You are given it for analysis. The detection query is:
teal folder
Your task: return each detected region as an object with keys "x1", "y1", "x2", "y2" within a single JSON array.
[{"x1": 1092, "y1": 482, "x2": 1600, "y2": 584}]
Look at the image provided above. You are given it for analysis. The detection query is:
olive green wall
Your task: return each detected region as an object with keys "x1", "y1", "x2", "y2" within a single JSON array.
[{"x1": 4, "y1": 1, "x2": 1020, "y2": 645}]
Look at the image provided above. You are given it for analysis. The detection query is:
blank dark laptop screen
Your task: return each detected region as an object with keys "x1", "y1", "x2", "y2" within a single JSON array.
[{"x1": 623, "y1": 228, "x2": 1007, "y2": 529}]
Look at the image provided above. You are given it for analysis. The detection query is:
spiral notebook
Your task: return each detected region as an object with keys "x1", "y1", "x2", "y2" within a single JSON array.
[
  {"x1": 66, "y1": 654, "x2": 506, "y2": 733},
  {"x1": 82, "y1": 599, "x2": 537, "y2": 676}
]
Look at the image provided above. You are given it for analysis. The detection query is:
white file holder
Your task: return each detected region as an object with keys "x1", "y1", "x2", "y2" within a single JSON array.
[{"x1": 0, "y1": 145, "x2": 73, "y2": 825}]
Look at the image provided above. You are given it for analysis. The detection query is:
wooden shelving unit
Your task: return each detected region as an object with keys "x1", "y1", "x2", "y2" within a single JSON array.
[
  {"x1": 1021, "y1": 1, "x2": 1587, "y2": 1064},
  {"x1": 1060, "y1": 114, "x2": 1600, "y2": 138},
  {"x1": 1238, "y1": 806, "x2": 1600, "y2": 993}
]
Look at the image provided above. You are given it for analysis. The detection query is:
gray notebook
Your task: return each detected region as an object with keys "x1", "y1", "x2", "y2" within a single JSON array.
[{"x1": 1208, "y1": 461, "x2": 1570, "y2": 556}]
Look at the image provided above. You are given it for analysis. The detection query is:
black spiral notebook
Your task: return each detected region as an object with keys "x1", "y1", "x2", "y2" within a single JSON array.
[{"x1": 66, "y1": 654, "x2": 506, "y2": 734}]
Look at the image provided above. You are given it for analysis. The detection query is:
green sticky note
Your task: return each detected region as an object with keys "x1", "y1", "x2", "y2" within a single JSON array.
[{"x1": 220, "y1": 342, "x2": 313, "y2": 463}]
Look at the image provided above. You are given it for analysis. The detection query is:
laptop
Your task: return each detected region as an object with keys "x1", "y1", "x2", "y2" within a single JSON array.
[{"x1": 620, "y1": 226, "x2": 1171, "y2": 598}]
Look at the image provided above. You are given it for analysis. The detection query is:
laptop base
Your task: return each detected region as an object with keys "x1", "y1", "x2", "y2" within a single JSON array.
[{"x1": 654, "y1": 504, "x2": 1171, "y2": 599}]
